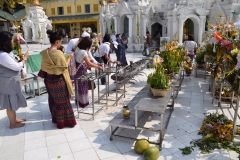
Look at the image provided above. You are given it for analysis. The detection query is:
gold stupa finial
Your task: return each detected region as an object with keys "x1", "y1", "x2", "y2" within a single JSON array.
[
  {"x1": 30, "y1": 0, "x2": 40, "y2": 6},
  {"x1": 108, "y1": 0, "x2": 119, "y2": 3},
  {"x1": 99, "y1": 0, "x2": 118, "y2": 6}
]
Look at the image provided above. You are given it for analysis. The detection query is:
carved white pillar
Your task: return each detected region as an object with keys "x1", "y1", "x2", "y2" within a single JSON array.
[
  {"x1": 134, "y1": 10, "x2": 141, "y2": 44},
  {"x1": 127, "y1": 15, "x2": 134, "y2": 43},
  {"x1": 106, "y1": 19, "x2": 112, "y2": 34},
  {"x1": 172, "y1": 11, "x2": 177, "y2": 39},
  {"x1": 113, "y1": 16, "x2": 119, "y2": 33},
  {"x1": 178, "y1": 16, "x2": 184, "y2": 45},
  {"x1": 167, "y1": 16, "x2": 173, "y2": 39},
  {"x1": 102, "y1": 21, "x2": 106, "y2": 36},
  {"x1": 99, "y1": 20, "x2": 103, "y2": 35},
  {"x1": 199, "y1": 15, "x2": 206, "y2": 44},
  {"x1": 141, "y1": 14, "x2": 147, "y2": 43}
]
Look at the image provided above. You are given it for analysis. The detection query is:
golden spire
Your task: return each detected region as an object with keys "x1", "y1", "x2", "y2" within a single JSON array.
[
  {"x1": 108, "y1": 0, "x2": 119, "y2": 3},
  {"x1": 30, "y1": 0, "x2": 40, "y2": 6}
]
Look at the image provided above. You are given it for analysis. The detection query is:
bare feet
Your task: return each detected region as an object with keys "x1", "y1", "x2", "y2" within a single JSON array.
[
  {"x1": 16, "y1": 118, "x2": 26, "y2": 123},
  {"x1": 10, "y1": 123, "x2": 25, "y2": 129}
]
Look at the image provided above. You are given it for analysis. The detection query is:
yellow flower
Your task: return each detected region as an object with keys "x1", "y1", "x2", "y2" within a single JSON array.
[
  {"x1": 225, "y1": 55, "x2": 233, "y2": 61},
  {"x1": 202, "y1": 133, "x2": 213, "y2": 141},
  {"x1": 232, "y1": 48, "x2": 238, "y2": 55},
  {"x1": 208, "y1": 24, "x2": 213, "y2": 29},
  {"x1": 218, "y1": 13, "x2": 223, "y2": 18}
]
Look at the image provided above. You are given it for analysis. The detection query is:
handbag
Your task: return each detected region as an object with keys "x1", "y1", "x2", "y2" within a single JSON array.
[
  {"x1": 38, "y1": 69, "x2": 47, "y2": 79},
  {"x1": 88, "y1": 79, "x2": 96, "y2": 90},
  {"x1": 69, "y1": 50, "x2": 85, "y2": 76}
]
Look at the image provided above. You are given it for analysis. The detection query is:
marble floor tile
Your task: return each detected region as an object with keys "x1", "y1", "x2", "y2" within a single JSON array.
[
  {"x1": 49, "y1": 153, "x2": 74, "y2": 160},
  {"x1": 94, "y1": 143, "x2": 121, "y2": 159},
  {"x1": 82, "y1": 126, "x2": 104, "y2": 138},
  {"x1": 1, "y1": 132, "x2": 25, "y2": 146},
  {"x1": 25, "y1": 130, "x2": 45, "y2": 141},
  {"x1": 47, "y1": 143, "x2": 71, "y2": 159},
  {"x1": 68, "y1": 138, "x2": 92, "y2": 153},
  {"x1": 158, "y1": 154, "x2": 179, "y2": 160},
  {"x1": 190, "y1": 118, "x2": 204, "y2": 128},
  {"x1": 102, "y1": 154, "x2": 127, "y2": 160},
  {"x1": 77, "y1": 120, "x2": 100, "y2": 129},
  {"x1": 112, "y1": 137, "x2": 135, "y2": 154},
  {"x1": 160, "y1": 148, "x2": 172, "y2": 156},
  {"x1": 191, "y1": 113, "x2": 205, "y2": 119},
  {"x1": 0, "y1": 152, "x2": 24, "y2": 160},
  {"x1": 24, "y1": 122, "x2": 43, "y2": 132},
  {"x1": 177, "y1": 121, "x2": 199, "y2": 133},
  {"x1": 65, "y1": 130, "x2": 86, "y2": 142},
  {"x1": 123, "y1": 150, "x2": 145, "y2": 160},
  {"x1": 180, "y1": 113, "x2": 202, "y2": 123},
  {"x1": 24, "y1": 147, "x2": 48, "y2": 160},
  {"x1": 44, "y1": 127, "x2": 64, "y2": 137},
  {"x1": 176, "y1": 131, "x2": 200, "y2": 146},
  {"x1": 73, "y1": 148, "x2": 99, "y2": 160},
  {"x1": 63, "y1": 124, "x2": 82, "y2": 133},
  {"x1": 24, "y1": 137, "x2": 46, "y2": 151},
  {"x1": 0, "y1": 141, "x2": 24, "y2": 157},
  {"x1": 0, "y1": 126, "x2": 6, "y2": 136},
  {"x1": 188, "y1": 107, "x2": 204, "y2": 114},
  {"x1": 169, "y1": 115, "x2": 188, "y2": 126},
  {"x1": 46, "y1": 133, "x2": 67, "y2": 146},
  {"x1": 228, "y1": 150, "x2": 239, "y2": 160},
  {"x1": 88, "y1": 133, "x2": 112, "y2": 148}
]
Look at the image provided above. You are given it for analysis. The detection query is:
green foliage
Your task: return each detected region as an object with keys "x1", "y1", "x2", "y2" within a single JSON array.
[
  {"x1": 147, "y1": 64, "x2": 170, "y2": 89},
  {"x1": 159, "y1": 46, "x2": 185, "y2": 73},
  {"x1": 179, "y1": 146, "x2": 194, "y2": 155},
  {"x1": 195, "y1": 50, "x2": 205, "y2": 65}
]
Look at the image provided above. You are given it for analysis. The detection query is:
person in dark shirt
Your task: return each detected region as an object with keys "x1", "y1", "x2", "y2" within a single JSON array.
[{"x1": 115, "y1": 34, "x2": 124, "y2": 63}]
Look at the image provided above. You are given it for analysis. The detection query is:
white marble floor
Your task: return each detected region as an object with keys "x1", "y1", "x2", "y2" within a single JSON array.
[{"x1": 0, "y1": 44, "x2": 239, "y2": 160}]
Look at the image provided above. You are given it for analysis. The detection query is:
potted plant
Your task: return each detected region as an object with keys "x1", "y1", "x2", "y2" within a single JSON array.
[
  {"x1": 160, "y1": 41, "x2": 185, "y2": 75},
  {"x1": 183, "y1": 56, "x2": 193, "y2": 76},
  {"x1": 147, "y1": 64, "x2": 171, "y2": 97},
  {"x1": 195, "y1": 47, "x2": 206, "y2": 68}
]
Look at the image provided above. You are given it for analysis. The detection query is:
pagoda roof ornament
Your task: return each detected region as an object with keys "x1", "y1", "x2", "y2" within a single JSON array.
[{"x1": 30, "y1": 0, "x2": 40, "y2": 7}]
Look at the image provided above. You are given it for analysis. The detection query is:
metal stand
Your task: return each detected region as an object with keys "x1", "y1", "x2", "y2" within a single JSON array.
[
  {"x1": 31, "y1": 72, "x2": 47, "y2": 95},
  {"x1": 76, "y1": 71, "x2": 108, "y2": 120},
  {"x1": 21, "y1": 73, "x2": 35, "y2": 98},
  {"x1": 232, "y1": 74, "x2": 240, "y2": 142}
]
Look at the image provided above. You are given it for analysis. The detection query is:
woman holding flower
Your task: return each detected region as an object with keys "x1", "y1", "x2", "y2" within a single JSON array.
[{"x1": 0, "y1": 31, "x2": 29, "y2": 129}]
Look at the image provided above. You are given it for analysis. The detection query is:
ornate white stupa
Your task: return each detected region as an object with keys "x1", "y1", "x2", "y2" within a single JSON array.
[{"x1": 21, "y1": 0, "x2": 52, "y2": 44}]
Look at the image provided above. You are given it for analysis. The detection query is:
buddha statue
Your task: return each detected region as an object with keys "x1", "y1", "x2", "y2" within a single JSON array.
[{"x1": 30, "y1": 0, "x2": 40, "y2": 6}]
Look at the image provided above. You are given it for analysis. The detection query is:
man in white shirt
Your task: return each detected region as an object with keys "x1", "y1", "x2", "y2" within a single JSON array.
[
  {"x1": 66, "y1": 32, "x2": 98, "y2": 64},
  {"x1": 94, "y1": 34, "x2": 117, "y2": 85},
  {"x1": 111, "y1": 31, "x2": 116, "y2": 42}
]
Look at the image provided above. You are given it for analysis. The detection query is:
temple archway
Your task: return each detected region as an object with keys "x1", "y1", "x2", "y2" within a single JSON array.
[
  {"x1": 183, "y1": 19, "x2": 194, "y2": 36},
  {"x1": 123, "y1": 16, "x2": 129, "y2": 35},
  {"x1": 151, "y1": 22, "x2": 162, "y2": 48},
  {"x1": 181, "y1": 14, "x2": 200, "y2": 43}
]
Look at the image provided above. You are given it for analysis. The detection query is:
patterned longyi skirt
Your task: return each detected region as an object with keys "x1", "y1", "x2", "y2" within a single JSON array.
[{"x1": 44, "y1": 74, "x2": 76, "y2": 129}]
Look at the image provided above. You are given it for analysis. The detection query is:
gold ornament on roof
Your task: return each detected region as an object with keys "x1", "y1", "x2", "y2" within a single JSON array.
[
  {"x1": 30, "y1": 0, "x2": 40, "y2": 6},
  {"x1": 108, "y1": 0, "x2": 119, "y2": 3},
  {"x1": 99, "y1": 0, "x2": 118, "y2": 6}
]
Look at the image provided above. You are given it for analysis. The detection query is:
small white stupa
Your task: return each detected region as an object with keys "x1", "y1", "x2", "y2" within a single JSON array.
[{"x1": 21, "y1": 0, "x2": 52, "y2": 44}]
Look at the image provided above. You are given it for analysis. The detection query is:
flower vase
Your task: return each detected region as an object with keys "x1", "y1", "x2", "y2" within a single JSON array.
[{"x1": 122, "y1": 106, "x2": 131, "y2": 119}]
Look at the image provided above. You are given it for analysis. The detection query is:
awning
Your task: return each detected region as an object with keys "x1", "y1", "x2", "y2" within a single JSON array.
[
  {"x1": 48, "y1": 14, "x2": 99, "y2": 22},
  {"x1": 0, "y1": 9, "x2": 26, "y2": 21}
]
